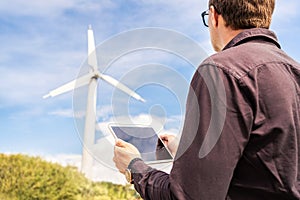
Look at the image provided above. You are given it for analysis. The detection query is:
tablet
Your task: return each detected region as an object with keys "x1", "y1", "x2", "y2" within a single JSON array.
[{"x1": 109, "y1": 124, "x2": 173, "y2": 164}]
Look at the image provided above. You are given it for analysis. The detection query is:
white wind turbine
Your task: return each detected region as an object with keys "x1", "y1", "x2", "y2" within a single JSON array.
[{"x1": 43, "y1": 25, "x2": 145, "y2": 177}]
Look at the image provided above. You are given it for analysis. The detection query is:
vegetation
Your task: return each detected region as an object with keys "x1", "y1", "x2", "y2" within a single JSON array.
[{"x1": 0, "y1": 154, "x2": 141, "y2": 200}]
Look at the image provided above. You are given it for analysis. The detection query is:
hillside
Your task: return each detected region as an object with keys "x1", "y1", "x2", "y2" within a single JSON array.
[{"x1": 0, "y1": 154, "x2": 141, "y2": 200}]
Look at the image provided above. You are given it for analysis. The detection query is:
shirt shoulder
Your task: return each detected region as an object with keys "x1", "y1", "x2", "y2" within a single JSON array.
[{"x1": 203, "y1": 41, "x2": 299, "y2": 82}]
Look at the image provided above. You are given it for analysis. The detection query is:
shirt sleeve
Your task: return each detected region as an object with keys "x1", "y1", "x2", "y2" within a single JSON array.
[
  {"x1": 128, "y1": 158, "x2": 179, "y2": 200},
  {"x1": 128, "y1": 62, "x2": 253, "y2": 200}
]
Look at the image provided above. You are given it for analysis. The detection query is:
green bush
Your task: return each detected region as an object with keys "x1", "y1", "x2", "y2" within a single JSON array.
[{"x1": 0, "y1": 154, "x2": 141, "y2": 200}]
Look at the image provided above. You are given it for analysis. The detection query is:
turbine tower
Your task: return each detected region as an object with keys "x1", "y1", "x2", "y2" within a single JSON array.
[{"x1": 43, "y1": 25, "x2": 145, "y2": 178}]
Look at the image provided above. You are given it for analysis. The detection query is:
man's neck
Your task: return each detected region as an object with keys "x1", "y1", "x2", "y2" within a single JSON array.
[{"x1": 219, "y1": 27, "x2": 244, "y2": 51}]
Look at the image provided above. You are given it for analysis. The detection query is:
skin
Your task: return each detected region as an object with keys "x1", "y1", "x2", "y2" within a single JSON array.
[
  {"x1": 113, "y1": 5, "x2": 244, "y2": 175},
  {"x1": 159, "y1": 134, "x2": 178, "y2": 157},
  {"x1": 113, "y1": 139, "x2": 141, "y2": 174},
  {"x1": 208, "y1": 5, "x2": 244, "y2": 52}
]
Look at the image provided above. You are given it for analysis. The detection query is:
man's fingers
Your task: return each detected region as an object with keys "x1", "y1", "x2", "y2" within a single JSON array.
[
  {"x1": 160, "y1": 134, "x2": 167, "y2": 140},
  {"x1": 115, "y1": 139, "x2": 133, "y2": 148},
  {"x1": 112, "y1": 155, "x2": 118, "y2": 163},
  {"x1": 115, "y1": 139, "x2": 126, "y2": 147},
  {"x1": 160, "y1": 135, "x2": 172, "y2": 145},
  {"x1": 114, "y1": 145, "x2": 125, "y2": 156},
  {"x1": 112, "y1": 156, "x2": 125, "y2": 174},
  {"x1": 113, "y1": 139, "x2": 142, "y2": 174}
]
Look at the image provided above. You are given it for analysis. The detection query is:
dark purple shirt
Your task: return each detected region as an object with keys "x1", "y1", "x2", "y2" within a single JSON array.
[{"x1": 129, "y1": 28, "x2": 300, "y2": 200}]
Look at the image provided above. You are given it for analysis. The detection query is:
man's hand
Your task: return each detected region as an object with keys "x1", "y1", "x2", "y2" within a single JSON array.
[
  {"x1": 160, "y1": 134, "x2": 179, "y2": 157},
  {"x1": 113, "y1": 139, "x2": 141, "y2": 174}
]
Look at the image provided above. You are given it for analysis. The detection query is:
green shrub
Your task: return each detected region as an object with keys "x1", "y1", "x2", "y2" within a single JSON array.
[{"x1": 0, "y1": 154, "x2": 141, "y2": 200}]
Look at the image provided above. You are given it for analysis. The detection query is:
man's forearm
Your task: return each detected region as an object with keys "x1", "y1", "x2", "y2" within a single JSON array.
[{"x1": 129, "y1": 158, "x2": 177, "y2": 200}]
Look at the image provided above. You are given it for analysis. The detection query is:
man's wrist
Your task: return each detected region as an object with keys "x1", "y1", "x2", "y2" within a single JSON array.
[
  {"x1": 128, "y1": 157, "x2": 143, "y2": 170},
  {"x1": 124, "y1": 158, "x2": 142, "y2": 184},
  {"x1": 126, "y1": 157, "x2": 152, "y2": 184}
]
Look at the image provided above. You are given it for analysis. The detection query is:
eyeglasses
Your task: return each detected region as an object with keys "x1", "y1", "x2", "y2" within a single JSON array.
[
  {"x1": 201, "y1": 9, "x2": 209, "y2": 27},
  {"x1": 201, "y1": 5, "x2": 221, "y2": 28}
]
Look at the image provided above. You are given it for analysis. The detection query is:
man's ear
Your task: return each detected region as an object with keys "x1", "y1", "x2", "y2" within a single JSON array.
[{"x1": 210, "y1": 5, "x2": 219, "y2": 28}]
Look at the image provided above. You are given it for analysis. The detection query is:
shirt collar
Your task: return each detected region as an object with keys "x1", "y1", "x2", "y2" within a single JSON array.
[{"x1": 222, "y1": 28, "x2": 281, "y2": 51}]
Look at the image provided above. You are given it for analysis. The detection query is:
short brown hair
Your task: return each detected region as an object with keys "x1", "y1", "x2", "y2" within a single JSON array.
[{"x1": 209, "y1": 0, "x2": 275, "y2": 29}]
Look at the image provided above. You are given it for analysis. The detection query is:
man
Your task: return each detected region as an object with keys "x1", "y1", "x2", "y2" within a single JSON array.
[{"x1": 113, "y1": 0, "x2": 300, "y2": 199}]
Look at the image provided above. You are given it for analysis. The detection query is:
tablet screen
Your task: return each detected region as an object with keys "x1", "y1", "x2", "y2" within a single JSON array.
[{"x1": 110, "y1": 125, "x2": 173, "y2": 163}]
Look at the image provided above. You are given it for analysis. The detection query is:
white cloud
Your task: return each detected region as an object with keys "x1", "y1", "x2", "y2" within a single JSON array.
[
  {"x1": 8, "y1": 107, "x2": 44, "y2": 119},
  {"x1": 0, "y1": 29, "x2": 86, "y2": 107},
  {"x1": 48, "y1": 105, "x2": 113, "y2": 119},
  {"x1": 0, "y1": 66, "x2": 77, "y2": 106},
  {"x1": 96, "y1": 105, "x2": 113, "y2": 120},
  {"x1": 43, "y1": 153, "x2": 82, "y2": 168},
  {"x1": 96, "y1": 114, "x2": 181, "y2": 136},
  {"x1": 48, "y1": 111, "x2": 183, "y2": 141},
  {"x1": 0, "y1": 0, "x2": 74, "y2": 17},
  {"x1": 0, "y1": 0, "x2": 116, "y2": 18},
  {"x1": 48, "y1": 109, "x2": 74, "y2": 118}
]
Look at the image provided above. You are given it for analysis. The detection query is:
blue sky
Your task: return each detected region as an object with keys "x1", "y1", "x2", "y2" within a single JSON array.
[{"x1": 0, "y1": 0, "x2": 299, "y2": 181}]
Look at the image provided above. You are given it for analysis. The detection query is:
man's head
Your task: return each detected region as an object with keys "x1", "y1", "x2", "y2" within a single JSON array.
[
  {"x1": 209, "y1": 0, "x2": 275, "y2": 30},
  {"x1": 206, "y1": 0, "x2": 275, "y2": 52}
]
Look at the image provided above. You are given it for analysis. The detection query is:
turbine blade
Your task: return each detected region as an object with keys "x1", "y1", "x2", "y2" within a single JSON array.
[
  {"x1": 43, "y1": 73, "x2": 92, "y2": 99},
  {"x1": 43, "y1": 80, "x2": 76, "y2": 99},
  {"x1": 98, "y1": 73, "x2": 146, "y2": 102},
  {"x1": 87, "y1": 25, "x2": 98, "y2": 71}
]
